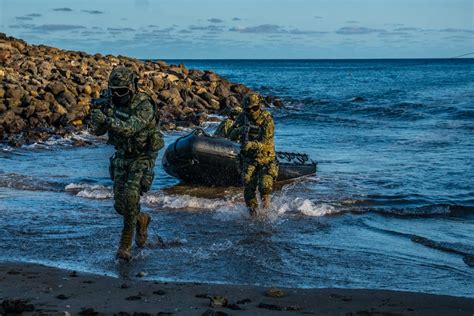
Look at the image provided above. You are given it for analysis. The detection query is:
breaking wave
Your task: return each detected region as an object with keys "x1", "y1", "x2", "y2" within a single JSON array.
[{"x1": 65, "y1": 183, "x2": 113, "y2": 199}]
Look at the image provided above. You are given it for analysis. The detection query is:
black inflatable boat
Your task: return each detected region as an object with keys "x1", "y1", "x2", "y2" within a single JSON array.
[{"x1": 162, "y1": 129, "x2": 317, "y2": 186}]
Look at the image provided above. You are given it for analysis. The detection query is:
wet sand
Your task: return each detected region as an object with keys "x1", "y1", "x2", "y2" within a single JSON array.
[{"x1": 0, "y1": 262, "x2": 472, "y2": 315}]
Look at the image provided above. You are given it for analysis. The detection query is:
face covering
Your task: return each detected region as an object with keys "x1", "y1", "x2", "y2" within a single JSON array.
[
  {"x1": 247, "y1": 105, "x2": 261, "y2": 121},
  {"x1": 112, "y1": 93, "x2": 131, "y2": 106},
  {"x1": 110, "y1": 87, "x2": 132, "y2": 106}
]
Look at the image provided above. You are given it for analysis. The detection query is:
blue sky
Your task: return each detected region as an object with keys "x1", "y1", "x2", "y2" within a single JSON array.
[{"x1": 1, "y1": 0, "x2": 473, "y2": 59}]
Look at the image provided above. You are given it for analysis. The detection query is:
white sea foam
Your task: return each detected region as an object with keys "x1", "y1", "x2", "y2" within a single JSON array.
[
  {"x1": 214, "y1": 203, "x2": 249, "y2": 221},
  {"x1": 65, "y1": 183, "x2": 113, "y2": 199},
  {"x1": 273, "y1": 195, "x2": 340, "y2": 217},
  {"x1": 21, "y1": 131, "x2": 105, "y2": 150},
  {"x1": 144, "y1": 192, "x2": 234, "y2": 210},
  {"x1": 65, "y1": 181, "x2": 340, "y2": 218}
]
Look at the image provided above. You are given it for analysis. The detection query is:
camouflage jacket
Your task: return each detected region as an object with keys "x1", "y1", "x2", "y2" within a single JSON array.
[
  {"x1": 214, "y1": 118, "x2": 235, "y2": 138},
  {"x1": 93, "y1": 92, "x2": 163, "y2": 158},
  {"x1": 229, "y1": 110, "x2": 276, "y2": 165}
]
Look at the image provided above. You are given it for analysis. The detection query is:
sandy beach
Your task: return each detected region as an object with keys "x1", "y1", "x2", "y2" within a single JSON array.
[{"x1": 0, "y1": 262, "x2": 472, "y2": 315}]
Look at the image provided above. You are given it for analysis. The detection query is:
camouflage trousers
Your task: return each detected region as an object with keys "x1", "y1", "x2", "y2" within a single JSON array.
[
  {"x1": 241, "y1": 160, "x2": 279, "y2": 209},
  {"x1": 109, "y1": 154, "x2": 156, "y2": 237}
]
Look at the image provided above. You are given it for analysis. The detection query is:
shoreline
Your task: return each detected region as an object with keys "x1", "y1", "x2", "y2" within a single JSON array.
[{"x1": 0, "y1": 262, "x2": 472, "y2": 315}]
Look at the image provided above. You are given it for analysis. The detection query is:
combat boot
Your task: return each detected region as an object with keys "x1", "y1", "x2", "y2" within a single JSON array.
[
  {"x1": 116, "y1": 230, "x2": 133, "y2": 261},
  {"x1": 262, "y1": 194, "x2": 271, "y2": 209},
  {"x1": 136, "y1": 212, "x2": 151, "y2": 248}
]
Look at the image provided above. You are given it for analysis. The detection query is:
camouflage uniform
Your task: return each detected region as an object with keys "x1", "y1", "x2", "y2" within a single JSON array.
[
  {"x1": 229, "y1": 94, "x2": 278, "y2": 215},
  {"x1": 92, "y1": 66, "x2": 163, "y2": 260},
  {"x1": 214, "y1": 106, "x2": 242, "y2": 138}
]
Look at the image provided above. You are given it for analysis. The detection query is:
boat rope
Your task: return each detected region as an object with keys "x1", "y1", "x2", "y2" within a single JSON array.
[{"x1": 276, "y1": 151, "x2": 310, "y2": 164}]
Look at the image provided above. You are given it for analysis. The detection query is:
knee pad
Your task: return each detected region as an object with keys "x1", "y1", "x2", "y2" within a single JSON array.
[{"x1": 259, "y1": 175, "x2": 274, "y2": 195}]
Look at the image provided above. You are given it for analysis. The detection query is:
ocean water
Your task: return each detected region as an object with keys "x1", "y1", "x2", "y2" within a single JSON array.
[{"x1": 1, "y1": 59, "x2": 473, "y2": 297}]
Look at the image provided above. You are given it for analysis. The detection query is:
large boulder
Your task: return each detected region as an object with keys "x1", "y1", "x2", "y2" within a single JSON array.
[
  {"x1": 56, "y1": 89, "x2": 77, "y2": 109},
  {"x1": 47, "y1": 81, "x2": 66, "y2": 95}
]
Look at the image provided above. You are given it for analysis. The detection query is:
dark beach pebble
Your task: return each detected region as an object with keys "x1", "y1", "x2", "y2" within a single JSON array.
[
  {"x1": 195, "y1": 293, "x2": 210, "y2": 299},
  {"x1": 330, "y1": 293, "x2": 352, "y2": 301},
  {"x1": 69, "y1": 271, "x2": 78, "y2": 277},
  {"x1": 56, "y1": 294, "x2": 69, "y2": 300},
  {"x1": 226, "y1": 303, "x2": 243, "y2": 310},
  {"x1": 7, "y1": 270, "x2": 21, "y2": 275},
  {"x1": 236, "y1": 298, "x2": 251, "y2": 304},
  {"x1": 119, "y1": 283, "x2": 130, "y2": 289},
  {"x1": 1, "y1": 299, "x2": 35, "y2": 313},
  {"x1": 152, "y1": 289, "x2": 166, "y2": 295},
  {"x1": 202, "y1": 310, "x2": 228, "y2": 316},
  {"x1": 258, "y1": 302, "x2": 283, "y2": 311},
  {"x1": 125, "y1": 295, "x2": 142, "y2": 301},
  {"x1": 209, "y1": 296, "x2": 228, "y2": 307},
  {"x1": 265, "y1": 287, "x2": 285, "y2": 298},
  {"x1": 78, "y1": 307, "x2": 99, "y2": 315}
]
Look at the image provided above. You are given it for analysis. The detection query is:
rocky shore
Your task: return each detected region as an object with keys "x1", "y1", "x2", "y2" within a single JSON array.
[{"x1": 0, "y1": 33, "x2": 281, "y2": 146}]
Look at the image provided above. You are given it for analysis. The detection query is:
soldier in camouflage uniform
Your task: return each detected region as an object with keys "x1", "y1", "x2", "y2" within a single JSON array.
[
  {"x1": 214, "y1": 106, "x2": 242, "y2": 138},
  {"x1": 229, "y1": 93, "x2": 278, "y2": 217},
  {"x1": 91, "y1": 66, "x2": 164, "y2": 261}
]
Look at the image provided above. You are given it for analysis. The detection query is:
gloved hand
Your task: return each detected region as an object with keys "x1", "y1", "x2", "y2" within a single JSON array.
[
  {"x1": 91, "y1": 109, "x2": 107, "y2": 125},
  {"x1": 243, "y1": 141, "x2": 259, "y2": 152}
]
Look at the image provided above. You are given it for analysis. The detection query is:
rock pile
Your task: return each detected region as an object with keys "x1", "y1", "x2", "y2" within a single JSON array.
[{"x1": 0, "y1": 33, "x2": 281, "y2": 146}]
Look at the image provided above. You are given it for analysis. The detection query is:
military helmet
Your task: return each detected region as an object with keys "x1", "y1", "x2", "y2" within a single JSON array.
[
  {"x1": 242, "y1": 93, "x2": 263, "y2": 112},
  {"x1": 108, "y1": 66, "x2": 138, "y2": 91}
]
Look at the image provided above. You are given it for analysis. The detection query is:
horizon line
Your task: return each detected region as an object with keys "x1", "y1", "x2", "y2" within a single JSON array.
[{"x1": 153, "y1": 57, "x2": 474, "y2": 61}]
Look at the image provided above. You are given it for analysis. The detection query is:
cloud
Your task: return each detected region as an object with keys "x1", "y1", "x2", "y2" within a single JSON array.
[
  {"x1": 81, "y1": 30, "x2": 106, "y2": 36},
  {"x1": 378, "y1": 31, "x2": 411, "y2": 38},
  {"x1": 133, "y1": 32, "x2": 174, "y2": 41},
  {"x1": 229, "y1": 24, "x2": 284, "y2": 33},
  {"x1": 230, "y1": 24, "x2": 326, "y2": 35},
  {"x1": 439, "y1": 28, "x2": 474, "y2": 34},
  {"x1": 135, "y1": 0, "x2": 150, "y2": 7},
  {"x1": 34, "y1": 24, "x2": 86, "y2": 32},
  {"x1": 314, "y1": 16, "x2": 323, "y2": 19},
  {"x1": 15, "y1": 13, "x2": 43, "y2": 21},
  {"x1": 53, "y1": 8, "x2": 73, "y2": 12},
  {"x1": 288, "y1": 29, "x2": 328, "y2": 35},
  {"x1": 335, "y1": 26, "x2": 385, "y2": 35},
  {"x1": 189, "y1": 25, "x2": 224, "y2": 32},
  {"x1": 107, "y1": 27, "x2": 136, "y2": 32},
  {"x1": 15, "y1": 16, "x2": 34, "y2": 21},
  {"x1": 9, "y1": 24, "x2": 36, "y2": 29},
  {"x1": 208, "y1": 18, "x2": 223, "y2": 23},
  {"x1": 346, "y1": 20, "x2": 359, "y2": 24},
  {"x1": 232, "y1": 17, "x2": 242, "y2": 21},
  {"x1": 394, "y1": 27, "x2": 420, "y2": 32},
  {"x1": 82, "y1": 10, "x2": 104, "y2": 15},
  {"x1": 444, "y1": 35, "x2": 472, "y2": 42},
  {"x1": 178, "y1": 29, "x2": 193, "y2": 34}
]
